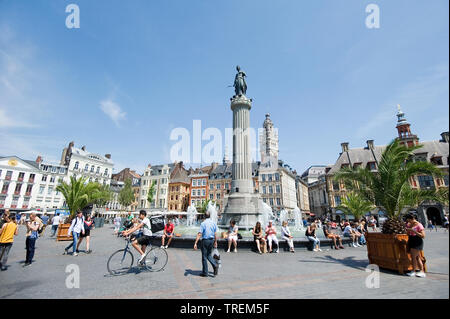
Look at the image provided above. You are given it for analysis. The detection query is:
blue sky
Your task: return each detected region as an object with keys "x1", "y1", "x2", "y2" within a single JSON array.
[{"x1": 0, "y1": 0, "x2": 448, "y2": 175}]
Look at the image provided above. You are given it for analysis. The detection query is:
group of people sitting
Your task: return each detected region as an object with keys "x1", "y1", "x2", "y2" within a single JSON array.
[{"x1": 224, "y1": 218, "x2": 371, "y2": 254}]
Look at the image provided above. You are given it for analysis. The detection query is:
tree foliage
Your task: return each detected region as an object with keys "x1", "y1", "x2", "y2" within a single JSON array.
[
  {"x1": 336, "y1": 192, "x2": 375, "y2": 221},
  {"x1": 118, "y1": 179, "x2": 135, "y2": 210},
  {"x1": 334, "y1": 139, "x2": 443, "y2": 218}
]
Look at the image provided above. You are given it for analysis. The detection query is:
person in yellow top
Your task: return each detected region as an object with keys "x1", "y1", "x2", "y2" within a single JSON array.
[{"x1": 0, "y1": 214, "x2": 19, "y2": 271}]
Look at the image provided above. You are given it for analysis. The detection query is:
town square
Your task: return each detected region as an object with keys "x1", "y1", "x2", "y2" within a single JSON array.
[{"x1": 0, "y1": 0, "x2": 448, "y2": 306}]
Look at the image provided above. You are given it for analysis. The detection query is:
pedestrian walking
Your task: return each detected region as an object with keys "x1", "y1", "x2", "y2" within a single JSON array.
[
  {"x1": 0, "y1": 214, "x2": 18, "y2": 271},
  {"x1": 50, "y1": 213, "x2": 62, "y2": 237},
  {"x1": 63, "y1": 211, "x2": 85, "y2": 256},
  {"x1": 193, "y1": 211, "x2": 219, "y2": 277},
  {"x1": 76, "y1": 215, "x2": 94, "y2": 254},
  {"x1": 24, "y1": 213, "x2": 43, "y2": 266},
  {"x1": 39, "y1": 213, "x2": 49, "y2": 237}
]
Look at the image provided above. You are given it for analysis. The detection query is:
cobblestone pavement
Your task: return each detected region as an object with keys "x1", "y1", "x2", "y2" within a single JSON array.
[{"x1": 0, "y1": 225, "x2": 448, "y2": 299}]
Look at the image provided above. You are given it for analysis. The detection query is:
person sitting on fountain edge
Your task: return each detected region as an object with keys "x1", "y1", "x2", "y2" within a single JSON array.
[
  {"x1": 265, "y1": 220, "x2": 279, "y2": 253},
  {"x1": 161, "y1": 218, "x2": 174, "y2": 249}
]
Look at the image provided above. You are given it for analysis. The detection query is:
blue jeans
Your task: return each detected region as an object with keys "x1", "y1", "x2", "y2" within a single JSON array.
[
  {"x1": 51, "y1": 225, "x2": 58, "y2": 237},
  {"x1": 25, "y1": 237, "x2": 37, "y2": 263},
  {"x1": 359, "y1": 233, "x2": 366, "y2": 245},
  {"x1": 200, "y1": 239, "x2": 217, "y2": 275},
  {"x1": 307, "y1": 236, "x2": 320, "y2": 249},
  {"x1": 65, "y1": 232, "x2": 80, "y2": 253}
]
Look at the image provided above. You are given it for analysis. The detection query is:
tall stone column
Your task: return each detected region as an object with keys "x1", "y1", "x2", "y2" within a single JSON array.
[
  {"x1": 220, "y1": 95, "x2": 262, "y2": 230},
  {"x1": 231, "y1": 96, "x2": 253, "y2": 194}
]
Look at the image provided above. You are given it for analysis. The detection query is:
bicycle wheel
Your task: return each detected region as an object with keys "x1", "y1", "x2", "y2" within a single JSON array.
[
  {"x1": 144, "y1": 247, "x2": 168, "y2": 272},
  {"x1": 107, "y1": 249, "x2": 134, "y2": 276}
]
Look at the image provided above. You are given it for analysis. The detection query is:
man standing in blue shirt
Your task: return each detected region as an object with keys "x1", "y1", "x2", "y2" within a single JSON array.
[{"x1": 194, "y1": 211, "x2": 219, "y2": 277}]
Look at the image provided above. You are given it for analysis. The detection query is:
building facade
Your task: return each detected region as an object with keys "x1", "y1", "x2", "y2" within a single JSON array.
[
  {"x1": 112, "y1": 168, "x2": 141, "y2": 211},
  {"x1": 188, "y1": 166, "x2": 212, "y2": 208},
  {"x1": 168, "y1": 162, "x2": 191, "y2": 212},
  {"x1": 139, "y1": 163, "x2": 174, "y2": 210},
  {"x1": 326, "y1": 106, "x2": 449, "y2": 225},
  {"x1": 295, "y1": 175, "x2": 310, "y2": 214}
]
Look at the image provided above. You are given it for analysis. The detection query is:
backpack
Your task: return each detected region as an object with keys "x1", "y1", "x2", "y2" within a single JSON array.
[{"x1": 150, "y1": 215, "x2": 165, "y2": 233}]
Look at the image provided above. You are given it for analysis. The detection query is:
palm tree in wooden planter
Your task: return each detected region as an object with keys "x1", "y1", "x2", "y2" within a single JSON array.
[
  {"x1": 55, "y1": 176, "x2": 104, "y2": 240},
  {"x1": 334, "y1": 139, "x2": 442, "y2": 273}
]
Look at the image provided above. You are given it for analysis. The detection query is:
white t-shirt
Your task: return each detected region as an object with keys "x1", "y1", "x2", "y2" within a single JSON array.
[
  {"x1": 343, "y1": 225, "x2": 352, "y2": 235},
  {"x1": 141, "y1": 217, "x2": 153, "y2": 237},
  {"x1": 52, "y1": 215, "x2": 61, "y2": 226}
]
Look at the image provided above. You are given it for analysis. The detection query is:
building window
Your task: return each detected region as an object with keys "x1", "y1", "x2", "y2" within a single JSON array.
[
  {"x1": 276, "y1": 185, "x2": 280, "y2": 193},
  {"x1": 14, "y1": 183, "x2": 22, "y2": 194},
  {"x1": 202, "y1": 179, "x2": 206, "y2": 186},
  {"x1": 269, "y1": 198, "x2": 274, "y2": 206},
  {"x1": 262, "y1": 174, "x2": 266, "y2": 182},
  {"x1": 216, "y1": 184, "x2": 220, "y2": 190},
  {"x1": 216, "y1": 193, "x2": 220, "y2": 200},
  {"x1": 39, "y1": 185, "x2": 45, "y2": 194},
  {"x1": 52, "y1": 166, "x2": 57, "y2": 173},
  {"x1": 268, "y1": 174, "x2": 273, "y2": 182},
  {"x1": 275, "y1": 173, "x2": 280, "y2": 181},
  {"x1": 269, "y1": 186, "x2": 273, "y2": 194},
  {"x1": 202, "y1": 189, "x2": 206, "y2": 196},
  {"x1": 48, "y1": 186, "x2": 53, "y2": 195},
  {"x1": 367, "y1": 162, "x2": 376, "y2": 170},
  {"x1": 26, "y1": 184, "x2": 33, "y2": 194},
  {"x1": 418, "y1": 175, "x2": 435, "y2": 190},
  {"x1": 334, "y1": 196, "x2": 341, "y2": 206},
  {"x1": 42, "y1": 175, "x2": 47, "y2": 182},
  {"x1": 50, "y1": 176, "x2": 55, "y2": 183},
  {"x1": 210, "y1": 194, "x2": 214, "y2": 200},
  {"x1": 332, "y1": 181, "x2": 340, "y2": 191},
  {"x1": 18, "y1": 172, "x2": 25, "y2": 181},
  {"x1": 209, "y1": 183, "x2": 213, "y2": 190},
  {"x1": 263, "y1": 186, "x2": 267, "y2": 194},
  {"x1": 29, "y1": 174, "x2": 35, "y2": 182},
  {"x1": 444, "y1": 175, "x2": 449, "y2": 186},
  {"x1": 74, "y1": 161, "x2": 79, "y2": 169},
  {"x1": 96, "y1": 167, "x2": 100, "y2": 174},
  {"x1": 193, "y1": 179, "x2": 197, "y2": 187},
  {"x1": 6, "y1": 171, "x2": 12, "y2": 180},
  {"x1": 225, "y1": 183, "x2": 230, "y2": 189},
  {"x1": 84, "y1": 164, "x2": 89, "y2": 172},
  {"x1": 104, "y1": 168, "x2": 109, "y2": 176},
  {"x1": 276, "y1": 198, "x2": 281, "y2": 206}
]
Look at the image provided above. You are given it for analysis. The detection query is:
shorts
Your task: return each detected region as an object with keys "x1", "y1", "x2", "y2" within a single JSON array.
[
  {"x1": 80, "y1": 229, "x2": 90, "y2": 237},
  {"x1": 228, "y1": 234, "x2": 238, "y2": 241},
  {"x1": 343, "y1": 233, "x2": 351, "y2": 238},
  {"x1": 164, "y1": 232, "x2": 173, "y2": 237},
  {"x1": 136, "y1": 235, "x2": 153, "y2": 246},
  {"x1": 408, "y1": 235, "x2": 424, "y2": 251}
]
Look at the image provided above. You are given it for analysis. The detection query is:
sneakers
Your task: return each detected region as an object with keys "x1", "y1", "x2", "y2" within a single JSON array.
[
  {"x1": 313, "y1": 248, "x2": 318, "y2": 252},
  {"x1": 406, "y1": 271, "x2": 416, "y2": 277},
  {"x1": 138, "y1": 253, "x2": 146, "y2": 264},
  {"x1": 86, "y1": 249, "x2": 92, "y2": 254},
  {"x1": 164, "y1": 245, "x2": 168, "y2": 249},
  {"x1": 275, "y1": 249, "x2": 279, "y2": 253},
  {"x1": 352, "y1": 243, "x2": 358, "y2": 248},
  {"x1": 73, "y1": 252, "x2": 78, "y2": 256},
  {"x1": 234, "y1": 248, "x2": 237, "y2": 253},
  {"x1": 161, "y1": 245, "x2": 165, "y2": 248},
  {"x1": 226, "y1": 249, "x2": 230, "y2": 253},
  {"x1": 63, "y1": 248, "x2": 69, "y2": 255},
  {"x1": 416, "y1": 271, "x2": 426, "y2": 278},
  {"x1": 356, "y1": 243, "x2": 362, "y2": 247},
  {"x1": 213, "y1": 265, "x2": 219, "y2": 277},
  {"x1": 317, "y1": 248, "x2": 322, "y2": 252}
]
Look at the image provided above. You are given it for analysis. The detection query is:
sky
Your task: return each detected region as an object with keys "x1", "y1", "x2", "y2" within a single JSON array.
[{"x1": 0, "y1": 0, "x2": 448, "y2": 175}]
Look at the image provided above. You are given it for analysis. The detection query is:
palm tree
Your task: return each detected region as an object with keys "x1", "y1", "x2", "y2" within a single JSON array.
[
  {"x1": 91, "y1": 183, "x2": 113, "y2": 212},
  {"x1": 56, "y1": 176, "x2": 103, "y2": 219},
  {"x1": 334, "y1": 139, "x2": 442, "y2": 234},
  {"x1": 336, "y1": 192, "x2": 374, "y2": 221}
]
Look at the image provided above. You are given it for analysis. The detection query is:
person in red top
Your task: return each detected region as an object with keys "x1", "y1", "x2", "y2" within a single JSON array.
[
  {"x1": 405, "y1": 213, "x2": 426, "y2": 278},
  {"x1": 161, "y1": 218, "x2": 174, "y2": 249}
]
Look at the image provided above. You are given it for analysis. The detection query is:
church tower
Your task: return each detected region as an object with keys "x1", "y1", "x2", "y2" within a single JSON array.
[
  {"x1": 260, "y1": 113, "x2": 279, "y2": 164},
  {"x1": 396, "y1": 105, "x2": 419, "y2": 147}
]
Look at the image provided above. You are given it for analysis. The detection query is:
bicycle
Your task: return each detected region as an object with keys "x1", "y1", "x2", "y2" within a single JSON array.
[{"x1": 107, "y1": 235, "x2": 168, "y2": 276}]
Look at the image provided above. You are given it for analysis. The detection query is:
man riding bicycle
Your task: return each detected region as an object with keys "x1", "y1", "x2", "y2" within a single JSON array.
[{"x1": 121, "y1": 210, "x2": 152, "y2": 264}]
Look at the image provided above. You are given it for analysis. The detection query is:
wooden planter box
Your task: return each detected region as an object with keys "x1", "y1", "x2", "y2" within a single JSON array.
[
  {"x1": 366, "y1": 232, "x2": 426, "y2": 274},
  {"x1": 56, "y1": 224, "x2": 73, "y2": 241}
]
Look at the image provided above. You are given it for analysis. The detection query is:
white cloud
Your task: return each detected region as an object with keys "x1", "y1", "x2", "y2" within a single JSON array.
[
  {"x1": 99, "y1": 99, "x2": 126, "y2": 127},
  {"x1": 0, "y1": 107, "x2": 37, "y2": 128}
]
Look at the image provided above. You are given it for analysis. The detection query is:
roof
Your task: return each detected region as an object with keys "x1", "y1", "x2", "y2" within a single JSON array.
[
  {"x1": 71, "y1": 147, "x2": 114, "y2": 165},
  {"x1": 327, "y1": 139, "x2": 449, "y2": 175},
  {"x1": 0, "y1": 156, "x2": 40, "y2": 170}
]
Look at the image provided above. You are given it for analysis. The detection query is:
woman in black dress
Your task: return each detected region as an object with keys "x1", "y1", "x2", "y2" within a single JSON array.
[{"x1": 76, "y1": 215, "x2": 94, "y2": 254}]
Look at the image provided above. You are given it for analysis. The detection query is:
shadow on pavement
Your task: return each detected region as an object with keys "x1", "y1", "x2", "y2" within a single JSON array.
[
  {"x1": 298, "y1": 255, "x2": 369, "y2": 271},
  {"x1": 184, "y1": 269, "x2": 211, "y2": 277}
]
